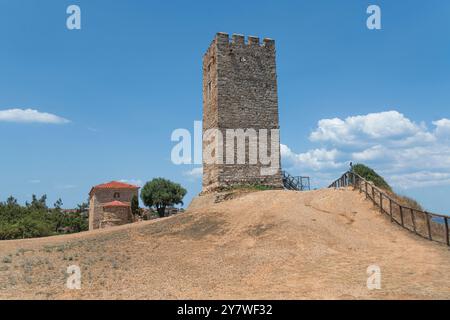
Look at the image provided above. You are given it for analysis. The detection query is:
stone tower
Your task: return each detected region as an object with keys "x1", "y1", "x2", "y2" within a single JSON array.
[{"x1": 202, "y1": 32, "x2": 283, "y2": 192}]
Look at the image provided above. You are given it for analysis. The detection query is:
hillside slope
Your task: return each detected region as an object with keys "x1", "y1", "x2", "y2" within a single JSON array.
[{"x1": 0, "y1": 188, "x2": 449, "y2": 299}]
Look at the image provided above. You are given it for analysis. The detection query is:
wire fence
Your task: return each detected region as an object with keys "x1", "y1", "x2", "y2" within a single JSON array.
[{"x1": 329, "y1": 171, "x2": 450, "y2": 247}]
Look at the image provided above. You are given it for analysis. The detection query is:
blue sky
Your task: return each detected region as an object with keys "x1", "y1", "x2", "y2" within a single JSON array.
[{"x1": 0, "y1": 0, "x2": 449, "y2": 214}]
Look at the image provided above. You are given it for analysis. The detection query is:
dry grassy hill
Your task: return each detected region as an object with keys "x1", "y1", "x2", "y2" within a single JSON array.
[{"x1": 0, "y1": 188, "x2": 449, "y2": 299}]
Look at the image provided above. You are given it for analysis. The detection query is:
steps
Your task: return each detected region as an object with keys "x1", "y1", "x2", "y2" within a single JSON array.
[{"x1": 282, "y1": 171, "x2": 310, "y2": 191}]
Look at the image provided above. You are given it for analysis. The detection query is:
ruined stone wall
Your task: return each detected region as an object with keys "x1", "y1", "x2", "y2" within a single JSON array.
[
  {"x1": 88, "y1": 188, "x2": 138, "y2": 230},
  {"x1": 100, "y1": 207, "x2": 132, "y2": 229},
  {"x1": 88, "y1": 196, "x2": 99, "y2": 230},
  {"x1": 202, "y1": 32, "x2": 283, "y2": 192}
]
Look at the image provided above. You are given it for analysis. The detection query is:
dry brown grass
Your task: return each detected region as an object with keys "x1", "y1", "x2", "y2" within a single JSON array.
[{"x1": 0, "y1": 188, "x2": 449, "y2": 300}]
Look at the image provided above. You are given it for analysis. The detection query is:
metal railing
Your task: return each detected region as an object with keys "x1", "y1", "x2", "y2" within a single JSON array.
[
  {"x1": 282, "y1": 171, "x2": 311, "y2": 191},
  {"x1": 329, "y1": 171, "x2": 450, "y2": 247}
]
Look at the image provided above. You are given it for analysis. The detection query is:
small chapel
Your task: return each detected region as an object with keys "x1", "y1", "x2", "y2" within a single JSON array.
[{"x1": 88, "y1": 181, "x2": 140, "y2": 230}]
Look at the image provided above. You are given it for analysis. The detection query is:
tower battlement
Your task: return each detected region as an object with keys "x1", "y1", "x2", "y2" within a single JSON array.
[{"x1": 205, "y1": 32, "x2": 275, "y2": 54}]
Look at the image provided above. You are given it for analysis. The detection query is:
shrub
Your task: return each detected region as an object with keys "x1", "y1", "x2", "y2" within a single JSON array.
[
  {"x1": 352, "y1": 164, "x2": 424, "y2": 211},
  {"x1": 352, "y1": 164, "x2": 392, "y2": 191},
  {"x1": 2, "y1": 256, "x2": 12, "y2": 264}
]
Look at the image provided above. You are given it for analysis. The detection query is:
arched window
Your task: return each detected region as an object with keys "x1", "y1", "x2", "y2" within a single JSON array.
[{"x1": 113, "y1": 192, "x2": 120, "y2": 199}]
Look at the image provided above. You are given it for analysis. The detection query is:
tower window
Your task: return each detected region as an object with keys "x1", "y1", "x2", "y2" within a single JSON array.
[{"x1": 207, "y1": 81, "x2": 212, "y2": 99}]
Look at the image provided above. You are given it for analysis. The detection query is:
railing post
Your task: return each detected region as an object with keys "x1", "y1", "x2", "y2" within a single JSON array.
[
  {"x1": 379, "y1": 193, "x2": 383, "y2": 213},
  {"x1": 425, "y1": 213, "x2": 432, "y2": 241},
  {"x1": 365, "y1": 181, "x2": 368, "y2": 199},
  {"x1": 445, "y1": 217, "x2": 449, "y2": 246},
  {"x1": 399, "y1": 206, "x2": 404, "y2": 227},
  {"x1": 411, "y1": 208, "x2": 417, "y2": 234},
  {"x1": 389, "y1": 199, "x2": 393, "y2": 222},
  {"x1": 330, "y1": 172, "x2": 450, "y2": 246}
]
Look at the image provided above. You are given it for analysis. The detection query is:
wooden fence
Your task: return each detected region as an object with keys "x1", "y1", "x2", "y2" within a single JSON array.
[{"x1": 329, "y1": 171, "x2": 450, "y2": 247}]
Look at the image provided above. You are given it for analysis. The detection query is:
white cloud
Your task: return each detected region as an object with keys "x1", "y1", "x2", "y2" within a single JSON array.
[
  {"x1": 183, "y1": 167, "x2": 203, "y2": 180},
  {"x1": 309, "y1": 111, "x2": 432, "y2": 148},
  {"x1": 0, "y1": 108, "x2": 70, "y2": 124},
  {"x1": 390, "y1": 172, "x2": 450, "y2": 189},
  {"x1": 283, "y1": 111, "x2": 450, "y2": 190},
  {"x1": 352, "y1": 145, "x2": 389, "y2": 162},
  {"x1": 28, "y1": 179, "x2": 41, "y2": 184},
  {"x1": 281, "y1": 144, "x2": 344, "y2": 171},
  {"x1": 433, "y1": 119, "x2": 450, "y2": 138}
]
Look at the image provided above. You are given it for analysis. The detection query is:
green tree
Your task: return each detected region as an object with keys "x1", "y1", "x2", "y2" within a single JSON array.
[
  {"x1": 76, "y1": 202, "x2": 89, "y2": 214},
  {"x1": 140, "y1": 178, "x2": 187, "y2": 218},
  {"x1": 26, "y1": 194, "x2": 48, "y2": 210},
  {"x1": 6, "y1": 196, "x2": 18, "y2": 207},
  {"x1": 54, "y1": 198, "x2": 63, "y2": 210},
  {"x1": 0, "y1": 195, "x2": 89, "y2": 240},
  {"x1": 130, "y1": 195, "x2": 141, "y2": 218}
]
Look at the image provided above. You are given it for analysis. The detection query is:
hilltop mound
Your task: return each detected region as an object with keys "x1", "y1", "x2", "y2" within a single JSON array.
[{"x1": 0, "y1": 188, "x2": 449, "y2": 299}]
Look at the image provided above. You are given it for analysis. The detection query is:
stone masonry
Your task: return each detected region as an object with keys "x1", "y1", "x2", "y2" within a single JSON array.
[
  {"x1": 202, "y1": 32, "x2": 283, "y2": 192},
  {"x1": 88, "y1": 181, "x2": 139, "y2": 230}
]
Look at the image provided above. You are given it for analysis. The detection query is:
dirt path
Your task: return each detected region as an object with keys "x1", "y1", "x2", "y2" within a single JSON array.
[{"x1": 0, "y1": 188, "x2": 449, "y2": 299}]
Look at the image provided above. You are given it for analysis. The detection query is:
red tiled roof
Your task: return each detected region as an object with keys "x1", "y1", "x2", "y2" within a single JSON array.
[
  {"x1": 94, "y1": 181, "x2": 139, "y2": 190},
  {"x1": 102, "y1": 201, "x2": 130, "y2": 208},
  {"x1": 89, "y1": 181, "x2": 140, "y2": 196}
]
